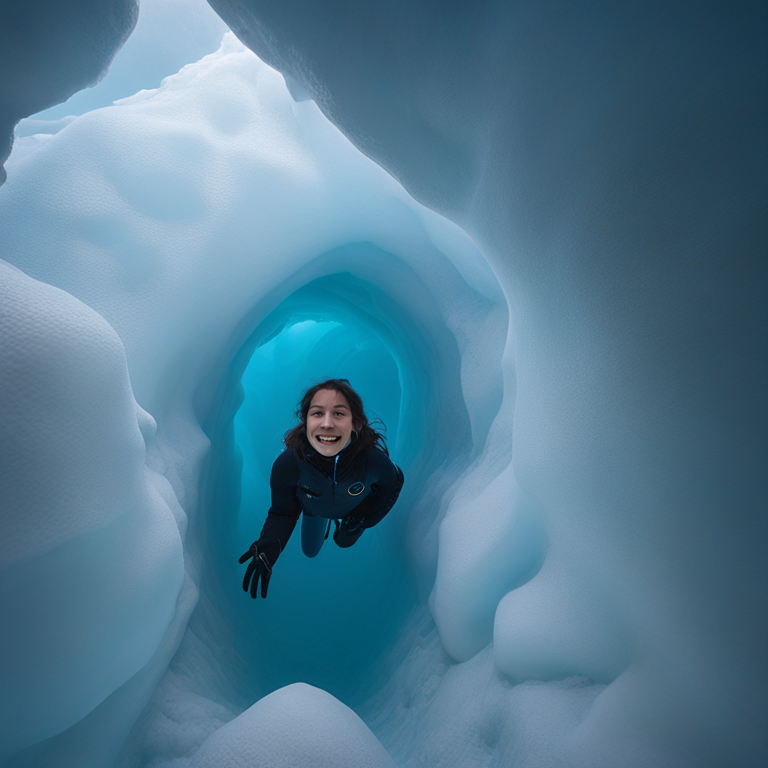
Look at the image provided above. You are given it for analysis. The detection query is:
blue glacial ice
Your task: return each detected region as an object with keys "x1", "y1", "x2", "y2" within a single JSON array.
[
  {"x1": 1, "y1": 33, "x2": 537, "y2": 767},
  {"x1": 0, "y1": 2, "x2": 766, "y2": 767}
]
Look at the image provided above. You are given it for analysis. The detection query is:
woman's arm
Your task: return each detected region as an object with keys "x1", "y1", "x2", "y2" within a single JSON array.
[
  {"x1": 240, "y1": 450, "x2": 301, "y2": 598},
  {"x1": 364, "y1": 463, "x2": 404, "y2": 527},
  {"x1": 257, "y1": 449, "x2": 301, "y2": 553},
  {"x1": 350, "y1": 450, "x2": 404, "y2": 529}
]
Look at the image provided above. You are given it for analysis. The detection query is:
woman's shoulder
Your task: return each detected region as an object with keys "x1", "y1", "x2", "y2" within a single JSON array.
[
  {"x1": 363, "y1": 444, "x2": 399, "y2": 472},
  {"x1": 271, "y1": 447, "x2": 300, "y2": 476}
]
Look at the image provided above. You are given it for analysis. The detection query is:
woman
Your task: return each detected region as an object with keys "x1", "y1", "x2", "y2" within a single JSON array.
[{"x1": 239, "y1": 378, "x2": 405, "y2": 598}]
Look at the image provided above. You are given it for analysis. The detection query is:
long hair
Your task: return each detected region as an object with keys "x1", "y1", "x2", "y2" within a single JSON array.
[{"x1": 283, "y1": 378, "x2": 389, "y2": 460}]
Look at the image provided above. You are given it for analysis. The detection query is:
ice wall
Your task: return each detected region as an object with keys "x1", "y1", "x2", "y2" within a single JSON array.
[
  {"x1": 0, "y1": 0, "x2": 138, "y2": 184},
  {"x1": 25, "y1": 0, "x2": 228, "y2": 123},
  {"x1": 206, "y1": 0, "x2": 768, "y2": 764},
  {"x1": 0, "y1": 259, "x2": 185, "y2": 765},
  {"x1": 0, "y1": 35, "x2": 533, "y2": 767},
  {"x1": 7, "y1": 0, "x2": 228, "y2": 169}
]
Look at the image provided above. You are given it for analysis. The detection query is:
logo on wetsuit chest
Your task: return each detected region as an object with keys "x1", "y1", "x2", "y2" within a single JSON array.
[{"x1": 347, "y1": 482, "x2": 365, "y2": 496}]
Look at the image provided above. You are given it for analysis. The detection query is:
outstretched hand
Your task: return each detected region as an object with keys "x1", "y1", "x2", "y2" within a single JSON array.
[
  {"x1": 333, "y1": 514, "x2": 367, "y2": 549},
  {"x1": 239, "y1": 542, "x2": 273, "y2": 598},
  {"x1": 340, "y1": 514, "x2": 366, "y2": 536}
]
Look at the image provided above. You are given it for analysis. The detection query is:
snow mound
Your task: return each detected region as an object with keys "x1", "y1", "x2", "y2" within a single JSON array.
[
  {"x1": 0, "y1": 259, "x2": 184, "y2": 758},
  {"x1": 190, "y1": 683, "x2": 397, "y2": 768}
]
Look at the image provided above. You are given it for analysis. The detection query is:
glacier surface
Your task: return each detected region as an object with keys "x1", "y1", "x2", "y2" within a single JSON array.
[{"x1": 0, "y1": 2, "x2": 766, "y2": 767}]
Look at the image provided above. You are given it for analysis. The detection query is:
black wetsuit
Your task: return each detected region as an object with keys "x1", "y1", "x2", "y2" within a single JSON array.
[{"x1": 257, "y1": 442, "x2": 404, "y2": 555}]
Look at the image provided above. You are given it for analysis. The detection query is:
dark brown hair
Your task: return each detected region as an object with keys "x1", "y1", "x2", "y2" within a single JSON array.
[{"x1": 283, "y1": 378, "x2": 389, "y2": 460}]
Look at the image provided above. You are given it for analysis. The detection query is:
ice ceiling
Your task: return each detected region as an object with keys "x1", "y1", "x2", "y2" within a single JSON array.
[{"x1": 0, "y1": 1, "x2": 766, "y2": 767}]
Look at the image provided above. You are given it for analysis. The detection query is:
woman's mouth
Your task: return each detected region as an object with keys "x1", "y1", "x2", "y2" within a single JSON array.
[{"x1": 316, "y1": 435, "x2": 341, "y2": 444}]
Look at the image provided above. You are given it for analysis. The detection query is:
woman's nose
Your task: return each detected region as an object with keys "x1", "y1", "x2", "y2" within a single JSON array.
[{"x1": 320, "y1": 413, "x2": 333, "y2": 427}]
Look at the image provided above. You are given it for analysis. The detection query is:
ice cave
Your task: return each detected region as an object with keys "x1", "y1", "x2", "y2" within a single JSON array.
[{"x1": 0, "y1": 1, "x2": 766, "y2": 767}]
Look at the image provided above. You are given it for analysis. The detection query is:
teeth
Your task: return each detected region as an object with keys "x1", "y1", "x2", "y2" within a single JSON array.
[{"x1": 317, "y1": 436, "x2": 340, "y2": 442}]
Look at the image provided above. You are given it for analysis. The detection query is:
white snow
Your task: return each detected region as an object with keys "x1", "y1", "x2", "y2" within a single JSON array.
[
  {"x1": 0, "y1": 260, "x2": 185, "y2": 759},
  {"x1": 190, "y1": 684, "x2": 397, "y2": 768}
]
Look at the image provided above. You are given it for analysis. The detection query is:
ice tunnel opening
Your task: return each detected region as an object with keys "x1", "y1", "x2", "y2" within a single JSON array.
[
  {"x1": 198, "y1": 264, "x2": 476, "y2": 708},
  {"x1": 229, "y1": 316, "x2": 415, "y2": 701}
]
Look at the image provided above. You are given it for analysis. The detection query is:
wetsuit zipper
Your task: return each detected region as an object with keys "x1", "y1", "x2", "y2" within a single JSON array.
[{"x1": 332, "y1": 454, "x2": 338, "y2": 502}]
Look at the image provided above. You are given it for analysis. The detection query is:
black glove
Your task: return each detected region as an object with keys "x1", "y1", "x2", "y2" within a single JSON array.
[
  {"x1": 333, "y1": 514, "x2": 367, "y2": 549},
  {"x1": 239, "y1": 539, "x2": 280, "y2": 598},
  {"x1": 340, "y1": 514, "x2": 366, "y2": 535}
]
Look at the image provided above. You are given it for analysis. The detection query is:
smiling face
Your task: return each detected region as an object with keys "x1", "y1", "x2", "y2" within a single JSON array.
[{"x1": 306, "y1": 389, "x2": 356, "y2": 456}]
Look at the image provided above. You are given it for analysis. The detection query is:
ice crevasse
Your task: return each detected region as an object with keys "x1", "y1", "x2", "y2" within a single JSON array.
[{"x1": 1, "y1": 3, "x2": 766, "y2": 768}]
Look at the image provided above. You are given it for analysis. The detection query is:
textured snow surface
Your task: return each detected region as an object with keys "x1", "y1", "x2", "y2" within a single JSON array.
[
  {"x1": 0, "y1": 260, "x2": 185, "y2": 759},
  {"x1": 190, "y1": 684, "x2": 397, "y2": 768}
]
